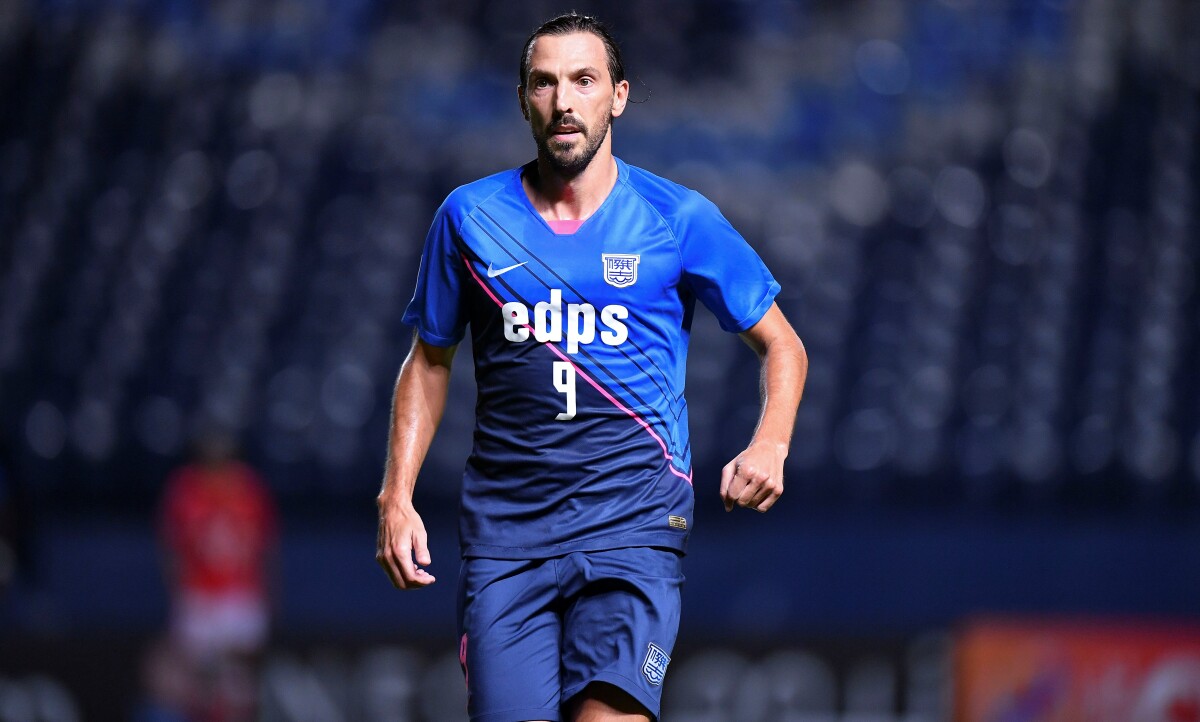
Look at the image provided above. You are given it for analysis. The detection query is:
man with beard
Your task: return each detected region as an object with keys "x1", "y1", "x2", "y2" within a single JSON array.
[{"x1": 376, "y1": 13, "x2": 807, "y2": 722}]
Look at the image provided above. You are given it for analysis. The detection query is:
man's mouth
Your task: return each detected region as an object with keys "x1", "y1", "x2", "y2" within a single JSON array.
[{"x1": 551, "y1": 124, "x2": 582, "y2": 138}]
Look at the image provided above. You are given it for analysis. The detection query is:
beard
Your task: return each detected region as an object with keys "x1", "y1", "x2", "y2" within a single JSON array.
[{"x1": 533, "y1": 111, "x2": 612, "y2": 177}]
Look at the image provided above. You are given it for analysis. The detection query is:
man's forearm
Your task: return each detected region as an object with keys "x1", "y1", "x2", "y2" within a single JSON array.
[
  {"x1": 751, "y1": 332, "x2": 807, "y2": 450},
  {"x1": 723, "y1": 305, "x2": 806, "y2": 512},
  {"x1": 378, "y1": 340, "x2": 455, "y2": 505}
]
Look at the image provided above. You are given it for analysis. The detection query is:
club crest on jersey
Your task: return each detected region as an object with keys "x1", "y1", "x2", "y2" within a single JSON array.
[
  {"x1": 602, "y1": 254, "x2": 640, "y2": 288},
  {"x1": 642, "y1": 643, "x2": 671, "y2": 686}
]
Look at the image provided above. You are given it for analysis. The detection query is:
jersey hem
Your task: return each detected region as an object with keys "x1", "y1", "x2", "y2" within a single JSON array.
[{"x1": 461, "y1": 530, "x2": 688, "y2": 560}]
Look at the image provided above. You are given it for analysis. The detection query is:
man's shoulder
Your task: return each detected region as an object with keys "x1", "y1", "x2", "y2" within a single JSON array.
[
  {"x1": 620, "y1": 159, "x2": 716, "y2": 222},
  {"x1": 440, "y1": 167, "x2": 519, "y2": 219}
]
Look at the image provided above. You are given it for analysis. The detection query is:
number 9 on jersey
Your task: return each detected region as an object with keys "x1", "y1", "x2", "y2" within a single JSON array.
[{"x1": 553, "y1": 361, "x2": 576, "y2": 421}]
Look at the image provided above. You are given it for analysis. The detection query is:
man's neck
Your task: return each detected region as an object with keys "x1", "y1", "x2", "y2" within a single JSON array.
[{"x1": 523, "y1": 151, "x2": 619, "y2": 222}]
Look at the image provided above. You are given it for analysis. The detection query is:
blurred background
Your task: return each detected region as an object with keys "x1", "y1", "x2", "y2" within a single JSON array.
[{"x1": 2, "y1": 0, "x2": 1200, "y2": 719}]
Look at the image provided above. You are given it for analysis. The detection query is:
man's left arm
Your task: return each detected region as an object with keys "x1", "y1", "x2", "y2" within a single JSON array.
[{"x1": 720, "y1": 302, "x2": 808, "y2": 512}]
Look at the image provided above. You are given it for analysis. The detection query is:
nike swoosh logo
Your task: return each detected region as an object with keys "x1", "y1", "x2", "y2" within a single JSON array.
[{"x1": 486, "y1": 261, "x2": 527, "y2": 278}]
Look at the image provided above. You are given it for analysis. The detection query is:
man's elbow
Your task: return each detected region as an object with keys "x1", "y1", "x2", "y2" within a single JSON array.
[
  {"x1": 791, "y1": 332, "x2": 808, "y2": 370},
  {"x1": 766, "y1": 324, "x2": 805, "y2": 367}
]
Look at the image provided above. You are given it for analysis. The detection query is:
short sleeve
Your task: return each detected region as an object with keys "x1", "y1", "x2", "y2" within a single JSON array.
[
  {"x1": 676, "y1": 193, "x2": 781, "y2": 333},
  {"x1": 401, "y1": 203, "x2": 468, "y2": 346}
]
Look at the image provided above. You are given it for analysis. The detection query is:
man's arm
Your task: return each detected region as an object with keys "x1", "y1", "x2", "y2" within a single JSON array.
[
  {"x1": 720, "y1": 302, "x2": 807, "y2": 512},
  {"x1": 375, "y1": 334, "x2": 457, "y2": 589}
]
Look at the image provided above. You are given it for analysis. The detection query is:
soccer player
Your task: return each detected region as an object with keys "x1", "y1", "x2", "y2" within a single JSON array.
[
  {"x1": 376, "y1": 13, "x2": 807, "y2": 722},
  {"x1": 159, "y1": 428, "x2": 278, "y2": 722}
]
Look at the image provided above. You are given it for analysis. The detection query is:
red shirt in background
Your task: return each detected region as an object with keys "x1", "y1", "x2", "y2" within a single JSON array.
[{"x1": 160, "y1": 461, "x2": 277, "y2": 599}]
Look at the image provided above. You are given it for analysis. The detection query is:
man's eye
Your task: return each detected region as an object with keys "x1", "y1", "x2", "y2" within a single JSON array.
[
  {"x1": 578, "y1": 78, "x2": 593, "y2": 87},
  {"x1": 534, "y1": 79, "x2": 550, "y2": 88}
]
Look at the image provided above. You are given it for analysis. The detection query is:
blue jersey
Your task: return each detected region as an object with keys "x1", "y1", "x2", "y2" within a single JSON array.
[{"x1": 402, "y1": 157, "x2": 780, "y2": 559}]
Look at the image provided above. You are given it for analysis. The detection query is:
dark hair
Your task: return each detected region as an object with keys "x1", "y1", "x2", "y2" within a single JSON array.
[{"x1": 519, "y1": 13, "x2": 625, "y2": 89}]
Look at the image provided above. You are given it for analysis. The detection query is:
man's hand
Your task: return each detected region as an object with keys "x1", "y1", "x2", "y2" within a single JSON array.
[
  {"x1": 719, "y1": 440, "x2": 787, "y2": 512},
  {"x1": 375, "y1": 497, "x2": 436, "y2": 589}
]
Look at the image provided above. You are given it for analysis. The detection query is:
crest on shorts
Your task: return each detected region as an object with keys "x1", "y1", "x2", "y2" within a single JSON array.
[
  {"x1": 602, "y1": 254, "x2": 640, "y2": 288},
  {"x1": 642, "y1": 642, "x2": 671, "y2": 686}
]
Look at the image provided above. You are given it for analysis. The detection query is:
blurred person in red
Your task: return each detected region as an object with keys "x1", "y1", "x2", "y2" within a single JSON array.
[{"x1": 157, "y1": 428, "x2": 279, "y2": 722}]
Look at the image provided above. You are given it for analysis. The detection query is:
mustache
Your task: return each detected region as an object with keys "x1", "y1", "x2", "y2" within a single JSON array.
[{"x1": 547, "y1": 116, "x2": 587, "y2": 133}]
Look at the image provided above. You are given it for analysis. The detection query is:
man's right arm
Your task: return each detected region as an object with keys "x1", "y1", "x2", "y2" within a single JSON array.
[{"x1": 375, "y1": 334, "x2": 457, "y2": 590}]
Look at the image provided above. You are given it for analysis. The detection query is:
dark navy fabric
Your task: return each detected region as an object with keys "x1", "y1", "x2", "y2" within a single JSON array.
[
  {"x1": 456, "y1": 548, "x2": 685, "y2": 722},
  {"x1": 402, "y1": 157, "x2": 780, "y2": 559}
]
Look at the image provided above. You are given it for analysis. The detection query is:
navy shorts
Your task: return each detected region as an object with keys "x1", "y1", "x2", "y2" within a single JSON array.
[{"x1": 456, "y1": 547, "x2": 684, "y2": 722}]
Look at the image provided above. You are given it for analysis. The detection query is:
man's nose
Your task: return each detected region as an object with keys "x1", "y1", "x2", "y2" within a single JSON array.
[{"x1": 554, "y1": 83, "x2": 573, "y2": 113}]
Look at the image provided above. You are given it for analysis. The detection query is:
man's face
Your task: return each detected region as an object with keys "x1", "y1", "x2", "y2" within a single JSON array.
[{"x1": 521, "y1": 32, "x2": 628, "y2": 176}]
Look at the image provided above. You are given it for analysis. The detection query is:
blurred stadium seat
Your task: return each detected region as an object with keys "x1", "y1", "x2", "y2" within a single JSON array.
[
  {"x1": 844, "y1": 655, "x2": 897, "y2": 716},
  {"x1": 1, "y1": 0, "x2": 1199, "y2": 719},
  {"x1": 416, "y1": 651, "x2": 468, "y2": 722},
  {"x1": 902, "y1": 633, "x2": 951, "y2": 721},
  {"x1": 731, "y1": 649, "x2": 838, "y2": 721},
  {"x1": 2, "y1": 0, "x2": 1197, "y2": 509},
  {"x1": 661, "y1": 648, "x2": 750, "y2": 721}
]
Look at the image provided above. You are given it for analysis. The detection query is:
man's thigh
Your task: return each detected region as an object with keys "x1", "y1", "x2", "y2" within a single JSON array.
[
  {"x1": 458, "y1": 557, "x2": 563, "y2": 722},
  {"x1": 558, "y1": 547, "x2": 685, "y2": 721}
]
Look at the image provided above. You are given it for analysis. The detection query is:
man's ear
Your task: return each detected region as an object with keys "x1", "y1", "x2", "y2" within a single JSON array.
[
  {"x1": 517, "y1": 86, "x2": 529, "y2": 120},
  {"x1": 611, "y1": 79, "x2": 630, "y2": 119}
]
